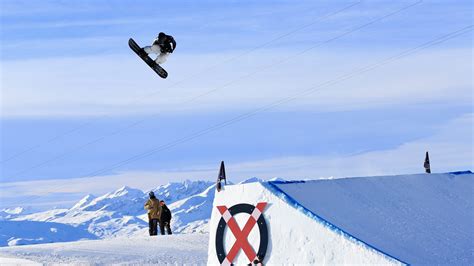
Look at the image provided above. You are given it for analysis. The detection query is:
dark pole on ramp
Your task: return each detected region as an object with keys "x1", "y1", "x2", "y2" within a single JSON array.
[{"x1": 424, "y1": 151, "x2": 431, "y2": 174}]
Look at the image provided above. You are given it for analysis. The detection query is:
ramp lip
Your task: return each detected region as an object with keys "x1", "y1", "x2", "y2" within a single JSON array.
[
  {"x1": 263, "y1": 181, "x2": 409, "y2": 265},
  {"x1": 448, "y1": 170, "x2": 472, "y2": 175},
  {"x1": 269, "y1": 180, "x2": 306, "y2": 185},
  {"x1": 263, "y1": 171, "x2": 471, "y2": 265},
  {"x1": 269, "y1": 170, "x2": 472, "y2": 185}
]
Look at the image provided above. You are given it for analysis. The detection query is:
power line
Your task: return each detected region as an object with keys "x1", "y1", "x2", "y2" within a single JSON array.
[
  {"x1": 0, "y1": 1, "x2": 361, "y2": 165},
  {"x1": 14, "y1": 21, "x2": 471, "y2": 207},
  {"x1": 6, "y1": 1, "x2": 421, "y2": 179},
  {"x1": 85, "y1": 25, "x2": 472, "y2": 178}
]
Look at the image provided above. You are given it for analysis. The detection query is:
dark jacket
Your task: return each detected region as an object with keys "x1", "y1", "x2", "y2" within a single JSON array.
[
  {"x1": 154, "y1": 32, "x2": 176, "y2": 53},
  {"x1": 160, "y1": 204, "x2": 172, "y2": 222}
]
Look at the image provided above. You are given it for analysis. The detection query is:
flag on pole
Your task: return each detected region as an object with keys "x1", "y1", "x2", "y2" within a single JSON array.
[
  {"x1": 216, "y1": 161, "x2": 227, "y2": 192},
  {"x1": 424, "y1": 151, "x2": 431, "y2": 174}
]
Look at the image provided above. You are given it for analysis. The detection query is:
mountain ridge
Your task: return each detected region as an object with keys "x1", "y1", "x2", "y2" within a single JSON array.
[{"x1": 2, "y1": 178, "x2": 269, "y2": 246}]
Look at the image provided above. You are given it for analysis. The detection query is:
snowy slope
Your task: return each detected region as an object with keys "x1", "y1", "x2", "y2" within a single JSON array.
[
  {"x1": 0, "y1": 256, "x2": 41, "y2": 265},
  {"x1": 209, "y1": 181, "x2": 397, "y2": 264},
  {"x1": 268, "y1": 171, "x2": 473, "y2": 265},
  {"x1": 159, "y1": 183, "x2": 216, "y2": 233},
  {"x1": 0, "y1": 233, "x2": 208, "y2": 264},
  {"x1": 207, "y1": 172, "x2": 472, "y2": 264},
  {"x1": 0, "y1": 207, "x2": 33, "y2": 221},
  {"x1": 149, "y1": 180, "x2": 214, "y2": 203},
  {"x1": 13, "y1": 187, "x2": 149, "y2": 238},
  {"x1": 0, "y1": 220, "x2": 97, "y2": 247},
  {"x1": 4, "y1": 173, "x2": 470, "y2": 264}
]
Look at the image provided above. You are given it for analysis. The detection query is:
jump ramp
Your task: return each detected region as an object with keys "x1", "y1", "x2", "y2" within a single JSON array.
[{"x1": 207, "y1": 171, "x2": 473, "y2": 265}]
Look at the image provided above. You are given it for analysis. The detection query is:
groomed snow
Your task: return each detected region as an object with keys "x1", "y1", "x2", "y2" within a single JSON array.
[
  {"x1": 208, "y1": 182, "x2": 398, "y2": 265},
  {"x1": 270, "y1": 172, "x2": 473, "y2": 265},
  {"x1": 0, "y1": 256, "x2": 41, "y2": 265},
  {"x1": 0, "y1": 233, "x2": 208, "y2": 264}
]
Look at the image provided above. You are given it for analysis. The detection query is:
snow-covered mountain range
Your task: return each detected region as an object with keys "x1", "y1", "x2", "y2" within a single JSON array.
[{"x1": 0, "y1": 180, "x2": 216, "y2": 247}]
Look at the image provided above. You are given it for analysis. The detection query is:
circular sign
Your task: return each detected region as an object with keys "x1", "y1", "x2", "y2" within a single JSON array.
[{"x1": 215, "y1": 203, "x2": 268, "y2": 264}]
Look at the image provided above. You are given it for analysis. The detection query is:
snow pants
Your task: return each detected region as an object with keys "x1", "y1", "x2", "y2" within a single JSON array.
[
  {"x1": 160, "y1": 220, "x2": 172, "y2": 235},
  {"x1": 143, "y1": 44, "x2": 170, "y2": 65},
  {"x1": 149, "y1": 219, "x2": 159, "y2": 236}
]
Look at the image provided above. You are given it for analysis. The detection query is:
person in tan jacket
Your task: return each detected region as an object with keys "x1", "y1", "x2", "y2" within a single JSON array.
[{"x1": 144, "y1": 191, "x2": 161, "y2": 236}]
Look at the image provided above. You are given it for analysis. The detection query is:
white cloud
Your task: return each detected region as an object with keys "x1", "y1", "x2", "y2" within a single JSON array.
[
  {"x1": 235, "y1": 113, "x2": 473, "y2": 178},
  {"x1": 0, "y1": 170, "x2": 208, "y2": 198},
  {"x1": 3, "y1": 17, "x2": 187, "y2": 30},
  {"x1": 1, "y1": 47, "x2": 471, "y2": 117},
  {"x1": 1, "y1": 113, "x2": 471, "y2": 205}
]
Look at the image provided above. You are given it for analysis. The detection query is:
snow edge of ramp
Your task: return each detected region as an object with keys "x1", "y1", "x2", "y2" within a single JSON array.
[{"x1": 262, "y1": 181, "x2": 409, "y2": 265}]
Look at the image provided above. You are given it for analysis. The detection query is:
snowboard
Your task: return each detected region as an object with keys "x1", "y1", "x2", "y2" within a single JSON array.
[{"x1": 128, "y1": 38, "x2": 168, "y2": 79}]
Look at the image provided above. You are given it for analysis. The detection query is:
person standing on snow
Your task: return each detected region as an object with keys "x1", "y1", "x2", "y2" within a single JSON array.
[
  {"x1": 142, "y1": 32, "x2": 176, "y2": 65},
  {"x1": 144, "y1": 191, "x2": 161, "y2": 236},
  {"x1": 159, "y1": 200, "x2": 172, "y2": 235}
]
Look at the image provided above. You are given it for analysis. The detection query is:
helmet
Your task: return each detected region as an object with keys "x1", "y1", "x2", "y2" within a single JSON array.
[{"x1": 149, "y1": 191, "x2": 155, "y2": 198}]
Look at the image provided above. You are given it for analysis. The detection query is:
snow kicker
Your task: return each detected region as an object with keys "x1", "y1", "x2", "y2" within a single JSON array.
[{"x1": 207, "y1": 171, "x2": 473, "y2": 265}]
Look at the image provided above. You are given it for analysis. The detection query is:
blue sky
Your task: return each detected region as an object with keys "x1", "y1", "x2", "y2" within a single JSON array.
[{"x1": 1, "y1": 0, "x2": 472, "y2": 209}]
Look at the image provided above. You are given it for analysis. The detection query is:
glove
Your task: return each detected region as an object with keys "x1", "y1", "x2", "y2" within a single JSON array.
[
  {"x1": 160, "y1": 43, "x2": 173, "y2": 53},
  {"x1": 159, "y1": 46, "x2": 167, "y2": 53}
]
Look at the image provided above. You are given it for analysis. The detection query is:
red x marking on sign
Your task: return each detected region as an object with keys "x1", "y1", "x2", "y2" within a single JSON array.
[{"x1": 217, "y1": 202, "x2": 267, "y2": 265}]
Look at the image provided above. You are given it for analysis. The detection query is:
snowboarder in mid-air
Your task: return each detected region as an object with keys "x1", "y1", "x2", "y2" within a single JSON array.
[
  {"x1": 143, "y1": 32, "x2": 176, "y2": 65},
  {"x1": 129, "y1": 32, "x2": 176, "y2": 79}
]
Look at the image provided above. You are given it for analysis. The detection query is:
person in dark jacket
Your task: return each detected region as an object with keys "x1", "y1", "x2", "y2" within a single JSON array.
[
  {"x1": 142, "y1": 32, "x2": 176, "y2": 65},
  {"x1": 144, "y1": 191, "x2": 161, "y2": 236},
  {"x1": 159, "y1": 200, "x2": 172, "y2": 235}
]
